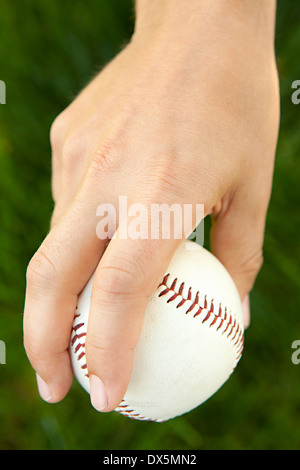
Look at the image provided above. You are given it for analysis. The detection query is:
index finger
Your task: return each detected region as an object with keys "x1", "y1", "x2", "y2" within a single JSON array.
[{"x1": 23, "y1": 194, "x2": 106, "y2": 403}]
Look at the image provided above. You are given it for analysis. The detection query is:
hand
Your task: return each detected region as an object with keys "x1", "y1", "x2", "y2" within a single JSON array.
[{"x1": 23, "y1": 0, "x2": 279, "y2": 412}]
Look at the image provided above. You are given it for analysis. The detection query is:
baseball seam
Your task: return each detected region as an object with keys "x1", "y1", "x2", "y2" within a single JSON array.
[{"x1": 70, "y1": 272, "x2": 244, "y2": 423}]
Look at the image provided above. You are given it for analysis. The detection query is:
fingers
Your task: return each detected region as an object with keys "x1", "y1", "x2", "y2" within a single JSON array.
[
  {"x1": 210, "y1": 179, "x2": 272, "y2": 328},
  {"x1": 23, "y1": 193, "x2": 107, "y2": 403},
  {"x1": 86, "y1": 234, "x2": 179, "y2": 412},
  {"x1": 24, "y1": 176, "x2": 179, "y2": 412}
]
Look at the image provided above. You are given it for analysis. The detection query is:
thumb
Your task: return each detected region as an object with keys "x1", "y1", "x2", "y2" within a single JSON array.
[{"x1": 210, "y1": 183, "x2": 271, "y2": 328}]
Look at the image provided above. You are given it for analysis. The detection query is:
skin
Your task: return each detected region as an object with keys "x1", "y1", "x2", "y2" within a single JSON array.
[{"x1": 23, "y1": 0, "x2": 280, "y2": 412}]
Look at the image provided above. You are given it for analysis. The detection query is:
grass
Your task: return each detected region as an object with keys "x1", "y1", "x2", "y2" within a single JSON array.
[{"x1": 0, "y1": 0, "x2": 300, "y2": 450}]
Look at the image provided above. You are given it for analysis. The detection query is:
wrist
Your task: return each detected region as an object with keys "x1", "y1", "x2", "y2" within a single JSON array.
[{"x1": 133, "y1": 0, "x2": 277, "y2": 61}]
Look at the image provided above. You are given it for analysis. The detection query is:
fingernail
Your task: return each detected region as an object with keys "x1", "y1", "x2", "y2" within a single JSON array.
[
  {"x1": 90, "y1": 374, "x2": 108, "y2": 411},
  {"x1": 36, "y1": 374, "x2": 52, "y2": 402},
  {"x1": 242, "y1": 295, "x2": 250, "y2": 329}
]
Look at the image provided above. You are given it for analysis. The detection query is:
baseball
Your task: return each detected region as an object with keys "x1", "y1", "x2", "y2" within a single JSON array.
[{"x1": 70, "y1": 240, "x2": 244, "y2": 422}]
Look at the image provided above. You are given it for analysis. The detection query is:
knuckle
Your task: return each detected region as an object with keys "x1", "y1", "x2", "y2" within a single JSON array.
[
  {"x1": 50, "y1": 112, "x2": 68, "y2": 153},
  {"x1": 86, "y1": 321, "x2": 137, "y2": 355},
  {"x1": 26, "y1": 250, "x2": 58, "y2": 288},
  {"x1": 23, "y1": 327, "x2": 50, "y2": 368},
  {"x1": 24, "y1": 338, "x2": 56, "y2": 373},
  {"x1": 61, "y1": 131, "x2": 88, "y2": 171},
  {"x1": 94, "y1": 268, "x2": 137, "y2": 300},
  {"x1": 87, "y1": 143, "x2": 122, "y2": 180},
  {"x1": 23, "y1": 336, "x2": 43, "y2": 366},
  {"x1": 95, "y1": 256, "x2": 146, "y2": 299},
  {"x1": 142, "y1": 160, "x2": 182, "y2": 202},
  {"x1": 85, "y1": 334, "x2": 115, "y2": 355}
]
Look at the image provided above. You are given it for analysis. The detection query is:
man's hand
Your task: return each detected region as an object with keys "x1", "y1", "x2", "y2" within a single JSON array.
[{"x1": 23, "y1": 0, "x2": 279, "y2": 412}]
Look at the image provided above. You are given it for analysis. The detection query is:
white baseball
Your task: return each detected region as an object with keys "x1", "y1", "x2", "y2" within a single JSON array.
[{"x1": 70, "y1": 240, "x2": 244, "y2": 422}]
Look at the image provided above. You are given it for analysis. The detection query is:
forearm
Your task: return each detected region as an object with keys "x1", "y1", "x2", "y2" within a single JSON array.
[{"x1": 133, "y1": 0, "x2": 277, "y2": 60}]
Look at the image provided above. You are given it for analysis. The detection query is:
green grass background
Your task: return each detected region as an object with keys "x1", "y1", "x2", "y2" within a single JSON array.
[{"x1": 0, "y1": 0, "x2": 300, "y2": 450}]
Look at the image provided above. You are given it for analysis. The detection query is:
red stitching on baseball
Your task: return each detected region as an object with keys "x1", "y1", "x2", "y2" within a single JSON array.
[
  {"x1": 71, "y1": 320, "x2": 89, "y2": 377},
  {"x1": 115, "y1": 400, "x2": 164, "y2": 422},
  {"x1": 158, "y1": 273, "x2": 244, "y2": 357}
]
